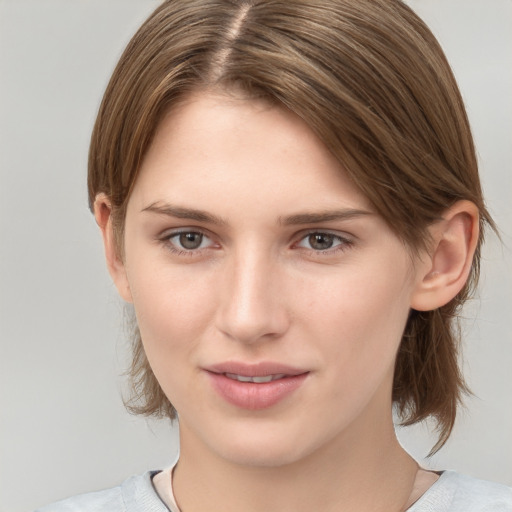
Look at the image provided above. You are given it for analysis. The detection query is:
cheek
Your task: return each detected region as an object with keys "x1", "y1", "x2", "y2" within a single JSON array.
[
  {"x1": 126, "y1": 259, "x2": 217, "y2": 365},
  {"x1": 126, "y1": 264, "x2": 221, "y2": 411},
  {"x1": 299, "y1": 259, "x2": 413, "y2": 386}
]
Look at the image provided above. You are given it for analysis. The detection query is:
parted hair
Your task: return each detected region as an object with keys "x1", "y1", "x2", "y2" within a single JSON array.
[{"x1": 88, "y1": 0, "x2": 494, "y2": 453}]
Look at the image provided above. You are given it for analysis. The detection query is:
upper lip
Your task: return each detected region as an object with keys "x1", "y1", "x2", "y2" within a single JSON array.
[{"x1": 205, "y1": 361, "x2": 308, "y2": 377}]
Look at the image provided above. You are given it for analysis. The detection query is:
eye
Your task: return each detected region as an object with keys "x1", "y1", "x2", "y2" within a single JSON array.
[
  {"x1": 296, "y1": 232, "x2": 351, "y2": 252},
  {"x1": 162, "y1": 230, "x2": 214, "y2": 253},
  {"x1": 177, "y1": 232, "x2": 205, "y2": 250}
]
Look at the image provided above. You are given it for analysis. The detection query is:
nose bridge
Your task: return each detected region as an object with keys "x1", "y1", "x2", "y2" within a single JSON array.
[{"x1": 216, "y1": 240, "x2": 288, "y2": 344}]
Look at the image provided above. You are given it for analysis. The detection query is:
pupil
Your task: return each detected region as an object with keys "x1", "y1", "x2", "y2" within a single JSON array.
[
  {"x1": 309, "y1": 233, "x2": 334, "y2": 250},
  {"x1": 179, "y1": 232, "x2": 202, "y2": 249}
]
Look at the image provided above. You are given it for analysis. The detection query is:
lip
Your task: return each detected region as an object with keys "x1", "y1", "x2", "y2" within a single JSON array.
[
  {"x1": 204, "y1": 361, "x2": 309, "y2": 410},
  {"x1": 206, "y1": 361, "x2": 308, "y2": 377}
]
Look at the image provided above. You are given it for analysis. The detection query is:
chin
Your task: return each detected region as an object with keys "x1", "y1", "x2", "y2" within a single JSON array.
[
  {"x1": 199, "y1": 418, "x2": 327, "y2": 469},
  {"x1": 217, "y1": 440, "x2": 308, "y2": 468}
]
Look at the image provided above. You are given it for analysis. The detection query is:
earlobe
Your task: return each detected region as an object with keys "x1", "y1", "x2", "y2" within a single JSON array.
[
  {"x1": 411, "y1": 200, "x2": 479, "y2": 312},
  {"x1": 93, "y1": 194, "x2": 133, "y2": 303}
]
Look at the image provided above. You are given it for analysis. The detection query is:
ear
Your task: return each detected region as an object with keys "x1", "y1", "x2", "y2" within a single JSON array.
[
  {"x1": 411, "y1": 200, "x2": 479, "y2": 311},
  {"x1": 93, "y1": 193, "x2": 133, "y2": 303}
]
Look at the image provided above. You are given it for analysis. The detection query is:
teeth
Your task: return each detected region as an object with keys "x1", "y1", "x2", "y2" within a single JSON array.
[
  {"x1": 252, "y1": 375, "x2": 274, "y2": 383},
  {"x1": 225, "y1": 373, "x2": 286, "y2": 383},
  {"x1": 228, "y1": 374, "x2": 253, "y2": 382}
]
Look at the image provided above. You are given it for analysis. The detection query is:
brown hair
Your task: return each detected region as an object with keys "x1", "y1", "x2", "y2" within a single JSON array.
[{"x1": 88, "y1": 0, "x2": 495, "y2": 453}]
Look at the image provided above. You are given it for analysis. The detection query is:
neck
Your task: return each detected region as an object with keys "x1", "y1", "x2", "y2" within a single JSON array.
[{"x1": 173, "y1": 409, "x2": 418, "y2": 512}]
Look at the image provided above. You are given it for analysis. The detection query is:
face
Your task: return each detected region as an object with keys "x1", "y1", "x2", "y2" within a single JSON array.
[{"x1": 114, "y1": 91, "x2": 426, "y2": 467}]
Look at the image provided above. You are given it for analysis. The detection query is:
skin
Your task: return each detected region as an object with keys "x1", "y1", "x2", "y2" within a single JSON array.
[{"x1": 96, "y1": 91, "x2": 479, "y2": 512}]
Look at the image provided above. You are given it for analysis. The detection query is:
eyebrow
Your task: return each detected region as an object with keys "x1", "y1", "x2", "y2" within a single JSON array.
[
  {"x1": 142, "y1": 202, "x2": 372, "y2": 226},
  {"x1": 279, "y1": 209, "x2": 372, "y2": 225},
  {"x1": 142, "y1": 202, "x2": 228, "y2": 226}
]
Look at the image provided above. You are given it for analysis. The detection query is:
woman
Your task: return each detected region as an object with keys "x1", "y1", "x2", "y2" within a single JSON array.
[{"x1": 37, "y1": 0, "x2": 511, "y2": 510}]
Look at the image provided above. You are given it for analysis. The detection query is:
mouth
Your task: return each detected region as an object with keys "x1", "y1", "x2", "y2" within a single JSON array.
[
  {"x1": 205, "y1": 361, "x2": 307, "y2": 378},
  {"x1": 204, "y1": 361, "x2": 309, "y2": 410},
  {"x1": 224, "y1": 373, "x2": 287, "y2": 383}
]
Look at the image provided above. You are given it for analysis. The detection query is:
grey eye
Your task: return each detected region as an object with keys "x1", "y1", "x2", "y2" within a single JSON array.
[
  {"x1": 307, "y1": 233, "x2": 335, "y2": 250},
  {"x1": 179, "y1": 232, "x2": 204, "y2": 249}
]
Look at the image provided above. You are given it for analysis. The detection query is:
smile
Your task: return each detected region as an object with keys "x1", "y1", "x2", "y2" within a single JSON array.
[
  {"x1": 205, "y1": 363, "x2": 309, "y2": 410},
  {"x1": 224, "y1": 373, "x2": 287, "y2": 383}
]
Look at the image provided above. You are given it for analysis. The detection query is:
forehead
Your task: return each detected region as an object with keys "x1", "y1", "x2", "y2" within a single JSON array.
[{"x1": 130, "y1": 91, "x2": 373, "y2": 217}]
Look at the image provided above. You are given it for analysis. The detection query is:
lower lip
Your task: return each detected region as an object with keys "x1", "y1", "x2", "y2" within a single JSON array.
[{"x1": 206, "y1": 372, "x2": 308, "y2": 410}]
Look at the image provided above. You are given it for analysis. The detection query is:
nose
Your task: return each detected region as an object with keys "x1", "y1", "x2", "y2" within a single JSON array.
[{"x1": 215, "y1": 247, "x2": 290, "y2": 345}]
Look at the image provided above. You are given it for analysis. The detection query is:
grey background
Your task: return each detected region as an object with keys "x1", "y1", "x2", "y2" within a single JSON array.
[{"x1": 0, "y1": 1, "x2": 510, "y2": 511}]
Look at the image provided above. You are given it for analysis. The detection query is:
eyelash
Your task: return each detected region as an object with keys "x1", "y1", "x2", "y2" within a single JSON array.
[
  {"x1": 294, "y1": 230, "x2": 354, "y2": 256},
  {"x1": 158, "y1": 229, "x2": 354, "y2": 257},
  {"x1": 159, "y1": 230, "x2": 215, "y2": 257}
]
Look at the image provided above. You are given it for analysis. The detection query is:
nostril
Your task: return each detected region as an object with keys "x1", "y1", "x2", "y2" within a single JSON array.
[
  {"x1": 216, "y1": 297, "x2": 290, "y2": 344},
  {"x1": 215, "y1": 257, "x2": 290, "y2": 343}
]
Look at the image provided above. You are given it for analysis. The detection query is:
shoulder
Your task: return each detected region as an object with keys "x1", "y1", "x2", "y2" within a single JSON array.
[
  {"x1": 35, "y1": 471, "x2": 168, "y2": 512},
  {"x1": 410, "y1": 471, "x2": 512, "y2": 512}
]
